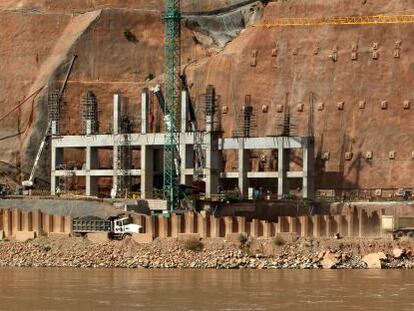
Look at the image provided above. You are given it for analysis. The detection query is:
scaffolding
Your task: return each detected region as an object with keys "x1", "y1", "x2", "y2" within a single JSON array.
[
  {"x1": 48, "y1": 90, "x2": 60, "y2": 136},
  {"x1": 233, "y1": 95, "x2": 257, "y2": 138},
  {"x1": 80, "y1": 91, "x2": 98, "y2": 135}
]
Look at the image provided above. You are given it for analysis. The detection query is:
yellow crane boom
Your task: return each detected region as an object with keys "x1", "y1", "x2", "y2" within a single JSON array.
[{"x1": 254, "y1": 14, "x2": 414, "y2": 28}]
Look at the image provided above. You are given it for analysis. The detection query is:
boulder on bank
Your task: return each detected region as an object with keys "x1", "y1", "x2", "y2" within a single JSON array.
[
  {"x1": 321, "y1": 252, "x2": 339, "y2": 269},
  {"x1": 392, "y1": 248, "x2": 405, "y2": 259},
  {"x1": 362, "y1": 252, "x2": 387, "y2": 269}
]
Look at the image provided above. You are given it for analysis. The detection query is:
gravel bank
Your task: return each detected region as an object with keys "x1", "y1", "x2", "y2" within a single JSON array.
[{"x1": 1, "y1": 236, "x2": 414, "y2": 269}]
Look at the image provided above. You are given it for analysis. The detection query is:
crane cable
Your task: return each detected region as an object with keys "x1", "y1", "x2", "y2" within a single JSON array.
[{"x1": 0, "y1": 86, "x2": 45, "y2": 123}]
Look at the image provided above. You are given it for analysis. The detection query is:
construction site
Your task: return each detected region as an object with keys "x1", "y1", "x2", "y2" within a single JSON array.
[{"x1": 2, "y1": 0, "x2": 414, "y2": 241}]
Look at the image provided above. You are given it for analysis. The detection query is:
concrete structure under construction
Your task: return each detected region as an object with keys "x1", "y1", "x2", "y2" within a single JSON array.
[{"x1": 50, "y1": 89, "x2": 315, "y2": 201}]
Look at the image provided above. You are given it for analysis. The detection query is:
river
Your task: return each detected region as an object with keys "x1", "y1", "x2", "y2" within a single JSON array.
[{"x1": 0, "y1": 269, "x2": 413, "y2": 310}]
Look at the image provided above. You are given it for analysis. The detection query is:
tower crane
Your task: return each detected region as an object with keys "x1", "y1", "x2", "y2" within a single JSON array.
[
  {"x1": 162, "y1": 0, "x2": 182, "y2": 213},
  {"x1": 253, "y1": 14, "x2": 414, "y2": 28}
]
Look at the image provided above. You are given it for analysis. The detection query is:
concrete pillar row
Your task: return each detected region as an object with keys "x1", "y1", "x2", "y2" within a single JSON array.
[
  {"x1": 237, "y1": 217, "x2": 247, "y2": 234},
  {"x1": 11, "y1": 209, "x2": 22, "y2": 235},
  {"x1": 184, "y1": 212, "x2": 195, "y2": 234},
  {"x1": 64, "y1": 215, "x2": 73, "y2": 235},
  {"x1": 43, "y1": 214, "x2": 53, "y2": 235},
  {"x1": 171, "y1": 213, "x2": 183, "y2": 238},
  {"x1": 157, "y1": 215, "x2": 169, "y2": 238},
  {"x1": 144, "y1": 215, "x2": 155, "y2": 236},
  {"x1": 210, "y1": 215, "x2": 220, "y2": 238},
  {"x1": 262, "y1": 221, "x2": 273, "y2": 238},
  {"x1": 312, "y1": 215, "x2": 322, "y2": 238},
  {"x1": 22, "y1": 211, "x2": 32, "y2": 232},
  {"x1": 325, "y1": 215, "x2": 333, "y2": 237},
  {"x1": 197, "y1": 213, "x2": 208, "y2": 238},
  {"x1": 347, "y1": 214, "x2": 355, "y2": 237},
  {"x1": 224, "y1": 217, "x2": 233, "y2": 236},
  {"x1": 250, "y1": 219, "x2": 260, "y2": 238},
  {"x1": 288, "y1": 216, "x2": 298, "y2": 235},
  {"x1": 300, "y1": 216, "x2": 310, "y2": 237},
  {"x1": 33, "y1": 209, "x2": 42, "y2": 236},
  {"x1": 3, "y1": 209, "x2": 12, "y2": 237}
]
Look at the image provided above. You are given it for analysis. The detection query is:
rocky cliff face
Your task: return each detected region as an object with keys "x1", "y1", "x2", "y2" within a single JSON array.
[{"x1": 1, "y1": 0, "x2": 414, "y2": 192}]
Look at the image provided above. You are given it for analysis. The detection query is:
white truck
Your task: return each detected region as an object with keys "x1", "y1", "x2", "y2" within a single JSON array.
[
  {"x1": 73, "y1": 215, "x2": 142, "y2": 240},
  {"x1": 381, "y1": 215, "x2": 414, "y2": 238}
]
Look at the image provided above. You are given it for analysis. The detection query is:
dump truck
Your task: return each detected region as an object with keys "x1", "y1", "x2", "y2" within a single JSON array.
[
  {"x1": 73, "y1": 215, "x2": 142, "y2": 240},
  {"x1": 381, "y1": 215, "x2": 414, "y2": 238}
]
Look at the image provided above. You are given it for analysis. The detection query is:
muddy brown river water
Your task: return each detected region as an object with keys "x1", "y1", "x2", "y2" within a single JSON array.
[{"x1": 0, "y1": 269, "x2": 413, "y2": 310}]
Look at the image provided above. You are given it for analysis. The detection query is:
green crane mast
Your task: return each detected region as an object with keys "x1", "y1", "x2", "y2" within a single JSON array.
[{"x1": 163, "y1": 0, "x2": 181, "y2": 213}]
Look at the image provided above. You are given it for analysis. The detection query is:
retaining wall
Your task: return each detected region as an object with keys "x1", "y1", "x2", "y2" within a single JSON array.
[{"x1": 0, "y1": 206, "x2": 383, "y2": 241}]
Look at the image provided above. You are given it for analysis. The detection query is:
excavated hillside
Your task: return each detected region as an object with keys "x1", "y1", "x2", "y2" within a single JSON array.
[{"x1": 1, "y1": 0, "x2": 414, "y2": 192}]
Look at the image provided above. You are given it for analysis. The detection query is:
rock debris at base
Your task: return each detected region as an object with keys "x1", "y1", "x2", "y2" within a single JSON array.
[{"x1": 1, "y1": 236, "x2": 414, "y2": 269}]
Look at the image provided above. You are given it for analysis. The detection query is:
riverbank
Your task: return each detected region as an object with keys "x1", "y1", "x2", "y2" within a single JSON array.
[{"x1": 1, "y1": 235, "x2": 414, "y2": 269}]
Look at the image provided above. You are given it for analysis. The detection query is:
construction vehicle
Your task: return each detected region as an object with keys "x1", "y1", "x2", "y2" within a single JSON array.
[
  {"x1": 381, "y1": 215, "x2": 414, "y2": 238},
  {"x1": 72, "y1": 215, "x2": 142, "y2": 240},
  {"x1": 0, "y1": 184, "x2": 9, "y2": 198},
  {"x1": 22, "y1": 55, "x2": 77, "y2": 192}
]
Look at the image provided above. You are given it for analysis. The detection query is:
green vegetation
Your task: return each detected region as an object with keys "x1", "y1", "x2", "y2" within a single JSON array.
[
  {"x1": 124, "y1": 29, "x2": 139, "y2": 43},
  {"x1": 182, "y1": 237, "x2": 203, "y2": 252},
  {"x1": 273, "y1": 234, "x2": 285, "y2": 246},
  {"x1": 145, "y1": 73, "x2": 154, "y2": 81}
]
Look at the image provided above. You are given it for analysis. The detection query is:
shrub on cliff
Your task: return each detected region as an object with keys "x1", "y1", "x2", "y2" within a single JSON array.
[
  {"x1": 273, "y1": 234, "x2": 285, "y2": 246},
  {"x1": 182, "y1": 237, "x2": 203, "y2": 252}
]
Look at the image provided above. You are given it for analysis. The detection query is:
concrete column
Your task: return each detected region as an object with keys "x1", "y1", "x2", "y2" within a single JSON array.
[
  {"x1": 325, "y1": 215, "x2": 333, "y2": 237},
  {"x1": 181, "y1": 90, "x2": 188, "y2": 133},
  {"x1": 312, "y1": 215, "x2": 322, "y2": 238},
  {"x1": 205, "y1": 133, "x2": 220, "y2": 198},
  {"x1": 43, "y1": 213, "x2": 53, "y2": 235},
  {"x1": 141, "y1": 91, "x2": 148, "y2": 134},
  {"x1": 12, "y1": 209, "x2": 21, "y2": 235},
  {"x1": 262, "y1": 221, "x2": 272, "y2": 238},
  {"x1": 145, "y1": 215, "x2": 154, "y2": 236},
  {"x1": 64, "y1": 215, "x2": 73, "y2": 235},
  {"x1": 113, "y1": 93, "x2": 121, "y2": 135},
  {"x1": 250, "y1": 219, "x2": 260, "y2": 237},
  {"x1": 276, "y1": 216, "x2": 289, "y2": 233},
  {"x1": 237, "y1": 216, "x2": 247, "y2": 234},
  {"x1": 50, "y1": 147, "x2": 63, "y2": 195},
  {"x1": 197, "y1": 213, "x2": 208, "y2": 238},
  {"x1": 22, "y1": 211, "x2": 32, "y2": 231},
  {"x1": 302, "y1": 138, "x2": 315, "y2": 199},
  {"x1": 171, "y1": 213, "x2": 182, "y2": 238},
  {"x1": 210, "y1": 215, "x2": 220, "y2": 238},
  {"x1": 300, "y1": 216, "x2": 310, "y2": 237},
  {"x1": 275, "y1": 217, "x2": 282, "y2": 234},
  {"x1": 288, "y1": 216, "x2": 297, "y2": 234},
  {"x1": 347, "y1": 214, "x2": 354, "y2": 237},
  {"x1": 140, "y1": 145, "x2": 154, "y2": 199},
  {"x1": 53, "y1": 215, "x2": 64, "y2": 233},
  {"x1": 180, "y1": 144, "x2": 193, "y2": 186},
  {"x1": 358, "y1": 208, "x2": 369, "y2": 238},
  {"x1": 3, "y1": 209, "x2": 12, "y2": 237},
  {"x1": 335, "y1": 215, "x2": 345, "y2": 236},
  {"x1": 158, "y1": 215, "x2": 169, "y2": 238},
  {"x1": 86, "y1": 147, "x2": 98, "y2": 196},
  {"x1": 238, "y1": 139, "x2": 249, "y2": 199},
  {"x1": 184, "y1": 212, "x2": 195, "y2": 234},
  {"x1": 33, "y1": 210, "x2": 42, "y2": 236},
  {"x1": 277, "y1": 137, "x2": 288, "y2": 199},
  {"x1": 224, "y1": 217, "x2": 233, "y2": 236},
  {"x1": 111, "y1": 93, "x2": 121, "y2": 198}
]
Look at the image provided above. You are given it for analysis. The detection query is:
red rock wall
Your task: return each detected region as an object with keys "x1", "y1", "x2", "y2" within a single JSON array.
[{"x1": 1, "y1": 0, "x2": 414, "y2": 192}]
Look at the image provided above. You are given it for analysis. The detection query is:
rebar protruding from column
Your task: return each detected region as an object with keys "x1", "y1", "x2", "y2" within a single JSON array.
[{"x1": 81, "y1": 91, "x2": 98, "y2": 135}]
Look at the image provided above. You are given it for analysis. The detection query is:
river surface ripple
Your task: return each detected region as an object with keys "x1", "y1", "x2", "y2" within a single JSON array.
[{"x1": 0, "y1": 268, "x2": 413, "y2": 310}]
